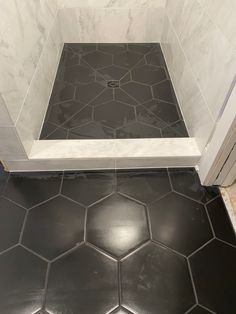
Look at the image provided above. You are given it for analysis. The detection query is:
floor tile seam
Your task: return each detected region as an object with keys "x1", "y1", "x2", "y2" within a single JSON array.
[
  {"x1": 184, "y1": 304, "x2": 198, "y2": 314},
  {"x1": 83, "y1": 207, "x2": 88, "y2": 243},
  {"x1": 19, "y1": 243, "x2": 50, "y2": 263},
  {"x1": 85, "y1": 242, "x2": 118, "y2": 262},
  {"x1": 119, "y1": 70, "x2": 132, "y2": 84},
  {"x1": 198, "y1": 304, "x2": 217, "y2": 314},
  {"x1": 58, "y1": 193, "x2": 87, "y2": 210},
  {"x1": 204, "y1": 194, "x2": 220, "y2": 205},
  {"x1": 215, "y1": 237, "x2": 236, "y2": 249},
  {"x1": 117, "y1": 261, "x2": 122, "y2": 306},
  {"x1": 145, "y1": 203, "x2": 153, "y2": 241},
  {"x1": 171, "y1": 190, "x2": 206, "y2": 205},
  {"x1": 80, "y1": 57, "x2": 111, "y2": 80},
  {"x1": 42, "y1": 125, "x2": 69, "y2": 140},
  {"x1": 116, "y1": 191, "x2": 147, "y2": 206},
  {"x1": 1, "y1": 195, "x2": 29, "y2": 210},
  {"x1": 204, "y1": 203, "x2": 216, "y2": 238},
  {"x1": 147, "y1": 190, "x2": 173, "y2": 206},
  {"x1": 119, "y1": 86, "x2": 140, "y2": 106},
  {"x1": 187, "y1": 238, "x2": 215, "y2": 259},
  {"x1": 120, "y1": 240, "x2": 151, "y2": 262},
  {"x1": 130, "y1": 118, "x2": 163, "y2": 133},
  {"x1": 187, "y1": 257, "x2": 199, "y2": 304},
  {"x1": 0, "y1": 243, "x2": 18, "y2": 256},
  {"x1": 50, "y1": 243, "x2": 84, "y2": 263},
  {"x1": 151, "y1": 238, "x2": 187, "y2": 259},
  {"x1": 86, "y1": 191, "x2": 116, "y2": 209},
  {"x1": 161, "y1": 121, "x2": 189, "y2": 138},
  {"x1": 18, "y1": 209, "x2": 29, "y2": 244},
  {"x1": 92, "y1": 97, "x2": 137, "y2": 110},
  {"x1": 41, "y1": 262, "x2": 51, "y2": 310},
  {"x1": 26, "y1": 194, "x2": 61, "y2": 211}
]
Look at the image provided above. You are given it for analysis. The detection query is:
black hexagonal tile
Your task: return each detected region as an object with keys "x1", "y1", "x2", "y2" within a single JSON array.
[
  {"x1": 143, "y1": 99, "x2": 180, "y2": 124},
  {"x1": 82, "y1": 50, "x2": 113, "y2": 69},
  {"x1": 121, "y1": 82, "x2": 152, "y2": 103},
  {"x1": 40, "y1": 122, "x2": 68, "y2": 139},
  {"x1": 63, "y1": 64, "x2": 95, "y2": 83},
  {"x1": 4, "y1": 172, "x2": 62, "y2": 208},
  {"x1": 114, "y1": 51, "x2": 143, "y2": 69},
  {"x1": 89, "y1": 88, "x2": 113, "y2": 107},
  {"x1": 46, "y1": 245, "x2": 118, "y2": 314},
  {"x1": 121, "y1": 242, "x2": 195, "y2": 314},
  {"x1": 190, "y1": 240, "x2": 236, "y2": 314},
  {"x1": 132, "y1": 65, "x2": 167, "y2": 85},
  {"x1": 162, "y1": 120, "x2": 189, "y2": 137},
  {"x1": 98, "y1": 65, "x2": 128, "y2": 80},
  {"x1": 136, "y1": 105, "x2": 169, "y2": 129},
  {"x1": 149, "y1": 192, "x2": 213, "y2": 255},
  {"x1": 87, "y1": 193, "x2": 149, "y2": 257},
  {"x1": 46, "y1": 100, "x2": 85, "y2": 127},
  {"x1": 0, "y1": 246, "x2": 47, "y2": 314},
  {"x1": 169, "y1": 168, "x2": 219, "y2": 203},
  {"x1": 63, "y1": 106, "x2": 93, "y2": 129},
  {"x1": 206, "y1": 197, "x2": 236, "y2": 245},
  {"x1": 116, "y1": 121, "x2": 161, "y2": 138},
  {"x1": 94, "y1": 100, "x2": 135, "y2": 129},
  {"x1": 49, "y1": 80, "x2": 75, "y2": 105},
  {"x1": 117, "y1": 169, "x2": 171, "y2": 204},
  {"x1": 69, "y1": 121, "x2": 115, "y2": 139},
  {"x1": 0, "y1": 163, "x2": 8, "y2": 195},
  {"x1": 111, "y1": 307, "x2": 133, "y2": 314},
  {"x1": 152, "y1": 80, "x2": 177, "y2": 104},
  {"x1": 76, "y1": 82, "x2": 105, "y2": 104},
  {"x1": 188, "y1": 306, "x2": 213, "y2": 314},
  {"x1": 98, "y1": 43, "x2": 127, "y2": 54},
  {"x1": 0, "y1": 198, "x2": 25, "y2": 252},
  {"x1": 114, "y1": 89, "x2": 138, "y2": 106},
  {"x1": 22, "y1": 196, "x2": 85, "y2": 260},
  {"x1": 61, "y1": 170, "x2": 115, "y2": 206}
]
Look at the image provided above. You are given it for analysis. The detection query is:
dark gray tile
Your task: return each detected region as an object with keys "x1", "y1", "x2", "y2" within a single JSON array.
[
  {"x1": 128, "y1": 43, "x2": 155, "y2": 54},
  {"x1": 114, "y1": 51, "x2": 143, "y2": 69},
  {"x1": 116, "y1": 121, "x2": 161, "y2": 138},
  {"x1": 68, "y1": 43, "x2": 97, "y2": 55},
  {"x1": 121, "y1": 82, "x2": 152, "y2": 103},
  {"x1": 120, "y1": 72, "x2": 132, "y2": 85},
  {"x1": 46, "y1": 245, "x2": 118, "y2": 314},
  {"x1": 0, "y1": 246, "x2": 47, "y2": 314},
  {"x1": 69, "y1": 121, "x2": 115, "y2": 139},
  {"x1": 89, "y1": 88, "x2": 113, "y2": 107},
  {"x1": 49, "y1": 80, "x2": 75, "y2": 105},
  {"x1": 61, "y1": 170, "x2": 115, "y2": 206},
  {"x1": 82, "y1": 50, "x2": 113, "y2": 69},
  {"x1": 132, "y1": 65, "x2": 167, "y2": 85},
  {"x1": 149, "y1": 192, "x2": 213, "y2": 255},
  {"x1": 121, "y1": 243, "x2": 195, "y2": 314},
  {"x1": 162, "y1": 120, "x2": 189, "y2": 137},
  {"x1": 152, "y1": 80, "x2": 177, "y2": 104},
  {"x1": 206, "y1": 197, "x2": 236, "y2": 245},
  {"x1": 0, "y1": 198, "x2": 25, "y2": 252},
  {"x1": 98, "y1": 43, "x2": 127, "y2": 54},
  {"x1": 76, "y1": 82, "x2": 106, "y2": 104},
  {"x1": 146, "y1": 50, "x2": 166, "y2": 67},
  {"x1": 40, "y1": 122, "x2": 68, "y2": 140},
  {"x1": 114, "y1": 88, "x2": 139, "y2": 106},
  {"x1": 190, "y1": 240, "x2": 236, "y2": 314},
  {"x1": 98, "y1": 65, "x2": 128, "y2": 80},
  {"x1": 63, "y1": 64, "x2": 95, "y2": 83},
  {"x1": 94, "y1": 100, "x2": 135, "y2": 129},
  {"x1": 111, "y1": 307, "x2": 134, "y2": 314},
  {"x1": 188, "y1": 306, "x2": 213, "y2": 314},
  {"x1": 0, "y1": 163, "x2": 8, "y2": 196},
  {"x1": 87, "y1": 193, "x2": 149, "y2": 256},
  {"x1": 117, "y1": 169, "x2": 171, "y2": 204},
  {"x1": 169, "y1": 168, "x2": 219, "y2": 203},
  {"x1": 4, "y1": 172, "x2": 62, "y2": 208},
  {"x1": 63, "y1": 106, "x2": 93, "y2": 129},
  {"x1": 22, "y1": 196, "x2": 85, "y2": 260},
  {"x1": 136, "y1": 105, "x2": 168, "y2": 129},
  {"x1": 60, "y1": 47, "x2": 80, "y2": 67}
]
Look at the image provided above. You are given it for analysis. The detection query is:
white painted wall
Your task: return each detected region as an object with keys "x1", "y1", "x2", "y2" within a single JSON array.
[{"x1": 162, "y1": 0, "x2": 236, "y2": 152}]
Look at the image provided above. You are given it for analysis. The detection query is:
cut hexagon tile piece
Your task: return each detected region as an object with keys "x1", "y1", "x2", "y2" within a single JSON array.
[
  {"x1": 121, "y1": 82, "x2": 152, "y2": 103},
  {"x1": 162, "y1": 120, "x2": 189, "y2": 138},
  {"x1": 63, "y1": 106, "x2": 93, "y2": 129},
  {"x1": 49, "y1": 80, "x2": 75, "y2": 105},
  {"x1": 47, "y1": 100, "x2": 85, "y2": 127},
  {"x1": 206, "y1": 197, "x2": 236, "y2": 245},
  {"x1": 98, "y1": 65, "x2": 128, "y2": 80},
  {"x1": 98, "y1": 43, "x2": 127, "y2": 54},
  {"x1": 142, "y1": 99, "x2": 180, "y2": 124},
  {"x1": 22, "y1": 196, "x2": 85, "y2": 260},
  {"x1": 188, "y1": 306, "x2": 213, "y2": 314},
  {"x1": 132, "y1": 65, "x2": 167, "y2": 85},
  {"x1": 0, "y1": 246, "x2": 47, "y2": 314},
  {"x1": 117, "y1": 169, "x2": 171, "y2": 204},
  {"x1": 69, "y1": 122, "x2": 115, "y2": 139},
  {"x1": 40, "y1": 122, "x2": 68, "y2": 140},
  {"x1": 76, "y1": 82, "x2": 105, "y2": 104},
  {"x1": 152, "y1": 80, "x2": 177, "y2": 104},
  {"x1": 149, "y1": 192, "x2": 213, "y2": 255},
  {"x1": 89, "y1": 89, "x2": 113, "y2": 107},
  {"x1": 60, "y1": 47, "x2": 80, "y2": 67},
  {"x1": 121, "y1": 243, "x2": 195, "y2": 314},
  {"x1": 0, "y1": 198, "x2": 25, "y2": 252},
  {"x1": 114, "y1": 89, "x2": 138, "y2": 106},
  {"x1": 190, "y1": 240, "x2": 236, "y2": 314},
  {"x1": 136, "y1": 105, "x2": 168, "y2": 129},
  {"x1": 4, "y1": 172, "x2": 62, "y2": 208},
  {"x1": 146, "y1": 50, "x2": 166, "y2": 67},
  {"x1": 82, "y1": 50, "x2": 113, "y2": 69},
  {"x1": 94, "y1": 100, "x2": 135, "y2": 129},
  {"x1": 63, "y1": 65, "x2": 95, "y2": 84},
  {"x1": 68, "y1": 43, "x2": 97, "y2": 55},
  {"x1": 114, "y1": 51, "x2": 143, "y2": 69},
  {"x1": 62, "y1": 170, "x2": 115, "y2": 206},
  {"x1": 87, "y1": 194, "x2": 149, "y2": 257},
  {"x1": 169, "y1": 168, "x2": 219, "y2": 203},
  {"x1": 116, "y1": 121, "x2": 161, "y2": 138},
  {"x1": 46, "y1": 245, "x2": 118, "y2": 314},
  {"x1": 128, "y1": 43, "x2": 154, "y2": 54}
]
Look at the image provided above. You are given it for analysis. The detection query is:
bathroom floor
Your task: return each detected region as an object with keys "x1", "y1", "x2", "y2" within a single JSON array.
[
  {"x1": 0, "y1": 164, "x2": 235, "y2": 314},
  {"x1": 40, "y1": 43, "x2": 188, "y2": 139}
]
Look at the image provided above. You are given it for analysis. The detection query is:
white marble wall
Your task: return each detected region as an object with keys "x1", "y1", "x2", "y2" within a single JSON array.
[
  {"x1": 59, "y1": 0, "x2": 166, "y2": 43},
  {"x1": 162, "y1": 0, "x2": 236, "y2": 151}
]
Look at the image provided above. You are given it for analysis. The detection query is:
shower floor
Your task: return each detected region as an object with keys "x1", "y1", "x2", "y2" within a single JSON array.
[
  {"x1": 0, "y1": 164, "x2": 235, "y2": 314},
  {"x1": 40, "y1": 43, "x2": 188, "y2": 139}
]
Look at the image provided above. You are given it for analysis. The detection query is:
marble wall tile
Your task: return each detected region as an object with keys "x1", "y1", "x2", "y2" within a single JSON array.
[
  {"x1": 63, "y1": 0, "x2": 166, "y2": 8},
  {"x1": 0, "y1": 127, "x2": 27, "y2": 160},
  {"x1": 0, "y1": 94, "x2": 13, "y2": 127}
]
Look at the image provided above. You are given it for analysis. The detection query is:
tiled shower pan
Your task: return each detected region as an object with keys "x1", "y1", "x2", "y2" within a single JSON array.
[{"x1": 40, "y1": 43, "x2": 188, "y2": 140}]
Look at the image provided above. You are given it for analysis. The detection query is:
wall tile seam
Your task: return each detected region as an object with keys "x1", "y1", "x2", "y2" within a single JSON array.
[{"x1": 0, "y1": 94, "x2": 15, "y2": 128}]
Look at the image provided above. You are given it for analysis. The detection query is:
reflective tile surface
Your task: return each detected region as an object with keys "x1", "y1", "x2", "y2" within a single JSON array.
[
  {"x1": 40, "y1": 44, "x2": 188, "y2": 139},
  {"x1": 0, "y1": 166, "x2": 235, "y2": 314}
]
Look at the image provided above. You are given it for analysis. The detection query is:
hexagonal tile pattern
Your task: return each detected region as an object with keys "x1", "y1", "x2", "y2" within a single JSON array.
[
  {"x1": 61, "y1": 170, "x2": 115, "y2": 206},
  {"x1": 22, "y1": 196, "x2": 85, "y2": 260},
  {"x1": 40, "y1": 43, "x2": 188, "y2": 139},
  {"x1": 190, "y1": 240, "x2": 236, "y2": 314},
  {"x1": 121, "y1": 243, "x2": 195, "y2": 314},
  {"x1": 87, "y1": 194, "x2": 149, "y2": 257},
  {"x1": 63, "y1": 106, "x2": 93, "y2": 129},
  {"x1": 4, "y1": 172, "x2": 62, "y2": 208},
  {"x1": 117, "y1": 169, "x2": 171, "y2": 204},
  {"x1": 0, "y1": 198, "x2": 25, "y2": 252},
  {"x1": 94, "y1": 100, "x2": 135, "y2": 129},
  {"x1": 188, "y1": 306, "x2": 213, "y2": 314},
  {"x1": 111, "y1": 307, "x2": 134, "y2": 314},
  {"x1": 0, "y1": 246, "x2": 47, "y2": 314},
  {"x1": 169, "y1": 168, "x2": 219, "y2": 203},
  {"x1": 149, "y1": 192, "x2": 213, "y2": 255},
  {"x1": 82, "y1": 50, "x2": 113, "y2": 69},
  {"x1": 46, "y1": 245, "x2": 118, "y2": 314}
]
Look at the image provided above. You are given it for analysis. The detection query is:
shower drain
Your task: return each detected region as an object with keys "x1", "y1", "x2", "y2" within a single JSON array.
[{"x1": 107, "y1": 80, "x2": 120, "y2": 88}]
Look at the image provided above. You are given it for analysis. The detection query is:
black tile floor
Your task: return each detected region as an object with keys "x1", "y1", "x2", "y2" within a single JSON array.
[
  {"x1": 40, "y1": 43, "x2": 188, "y2": 139},
  {"x1": 0, "y1": 164, "x2": 236, "y2": 314}
]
